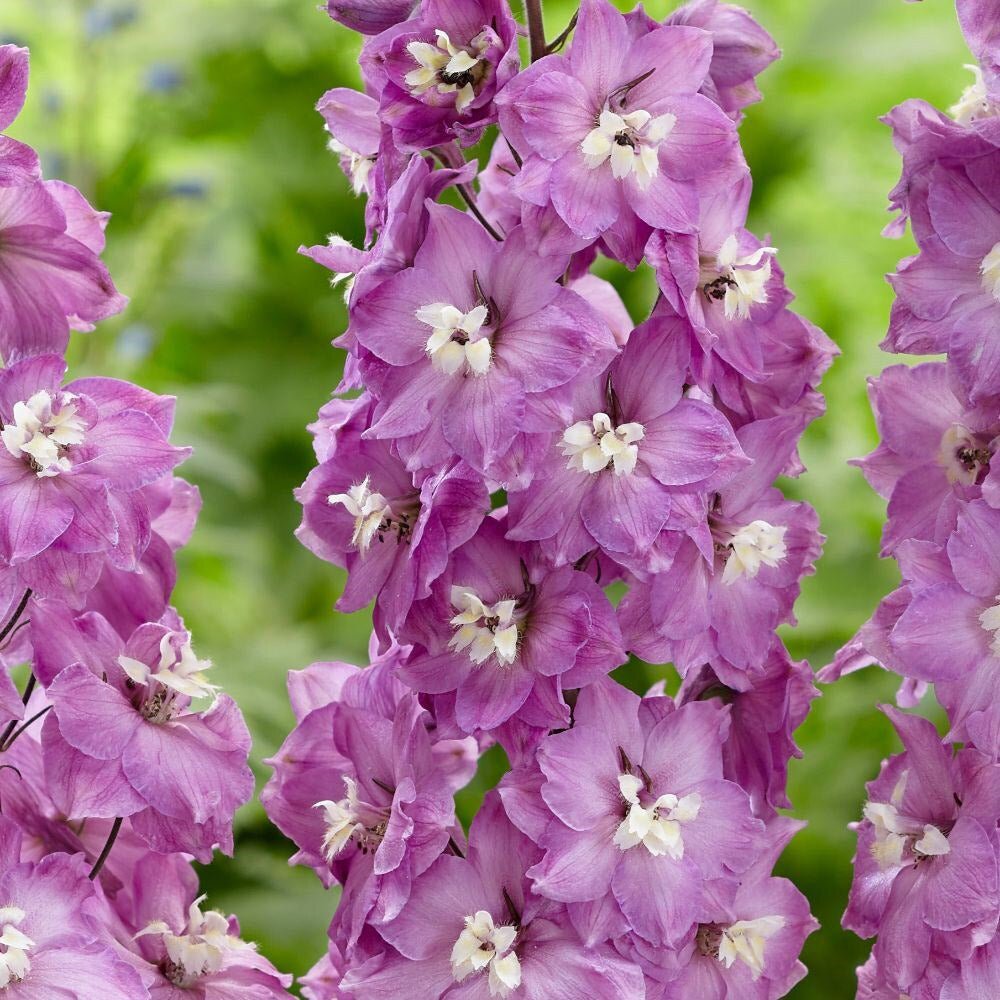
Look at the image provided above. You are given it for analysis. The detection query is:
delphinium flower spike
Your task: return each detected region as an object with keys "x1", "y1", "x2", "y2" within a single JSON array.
[
  {"x1": 272, "y1": 1, "x2": 835, "y2": 996},
  {"x1": 822, "y1": 2, "x2": 1000, "y2": 994},
  {"x1": 0, "y1": 43, "x2": 293, "y2": 998}
]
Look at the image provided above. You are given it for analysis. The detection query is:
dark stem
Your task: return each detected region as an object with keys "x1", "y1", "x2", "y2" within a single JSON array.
[
  {"x1": 0, "y1": 672, "x2": 40, "y2": 751},
  {"x1": 455, "y1": 183, "x2": 503, "y2": 241},
  {"x1": 0, "y1": 589, "x2": 31, "y2": 645},
  {"x1": 19, "y1": 673, "x2": 36, "y2": 707},
  {"x1": 429, "y1": 148, "x2": 504, "y2": 241},
  {"x1": 0, "y1": 705, "x2": 52, "y2": 752},
  {"x1": 0, "y1": 621, "x2": 28, "y2": 652},
  {"x1": 88, "y1": 817, "x2": 123, "y2": 881},
  {"x1": 0, "y1": 720, "x2": 16, "y2": 753},
  {"x1": 546, "y1": 9, "x2": 577, "y2": 53},
  {"x1": 525, "y1": 0, "x2": 547, "y2": 63}
]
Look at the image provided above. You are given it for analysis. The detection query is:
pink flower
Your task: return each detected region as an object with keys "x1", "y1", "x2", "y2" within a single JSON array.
[
  {"x1": 34, "y1": 603, "x2": 253, "y2": 861},
  {"x1": 506, "y1": 327, "x2": 747, "y2": 564},
  {"x1": 886, "y1": 154, "x2": 1000, "y2": 404},
  {"x1": 496, "y1": 0, "x2": 745, "y2": 249},
  {"x1": 0, "y1": 45, "x2": 38, "y2": 180},
  {"x1": 351, "y1": 206, "x2": 617, "y2": 475},
  {"x1": 0, "y1": 355, "x2": 189, "y2": 603},
  {"x1": 342, "y1": 794, "x2": 646, "y2": 999},
  {"x1": 398, "y1": 518, "x2": 625, "y2": 732},
  {"x1": 844, "y1": 707, "x2": 999, "y2": 993},
  {"x1": 0, "y1": 847, "x2": 148, "y2": 999},
  {"x1": 295, "y1": 394, "x2": 488, "y2": 641},
  {"x1": 262, "y1": 652, "x2": 464, "y2": 944},
  {"x1": 528, "y1": 681, "x2": 765, "y2": 947},
  {"x1": 361, "y1": 0, "x2": 519, "y2": 150},
  {"x1": 854, "y1": 362, "x2": 1000, "y2": 555}
]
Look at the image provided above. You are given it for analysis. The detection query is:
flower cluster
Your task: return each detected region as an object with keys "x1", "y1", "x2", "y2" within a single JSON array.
[
  {"x1": 0, "y1": 45, "x2": 291, "y2": 997},
  {"x1": 268, "y1": 0, "x2": 836, "y2": 996},
  {"x1": 821, "y1": 2, "x2": 1000, "y2": 995}
]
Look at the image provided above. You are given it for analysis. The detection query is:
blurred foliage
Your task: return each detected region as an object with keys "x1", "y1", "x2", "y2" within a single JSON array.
[{"x1": 0, "y1": 0, "x2": 969, "y2": 995}]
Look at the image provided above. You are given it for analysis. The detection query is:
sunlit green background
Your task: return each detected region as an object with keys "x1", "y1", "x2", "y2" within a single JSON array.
[{"x1": 0, "y1": 1, "x2": 969, "y2": 995}]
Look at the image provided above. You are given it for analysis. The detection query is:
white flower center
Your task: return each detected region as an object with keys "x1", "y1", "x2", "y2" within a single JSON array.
[
  {"x1": 316, "y1": 234, "x2": 356, "y2": 294},
  {"x1": 612, "y1": 772, "x2": 701, "y2": 858},
  {"x1": 979, "y1": 595, "x2": 1000, "y2": 656},
  {"x1": 135, "y1": 896, "x2": 248, "y2": 989},
  {"x1": 980, "y1": 242, "x2": 1000, "y2": 302},
  {"x1": 1, "y1": 390, "x2": 86, "y2": 478},
  {"x1": 722, "y1": 520, "x2": 787, "y2": 585},
  {"x1": 701, "y1": 235, "x2": 777, "y2": 320},
  {"x1": 450, "y1": 910, "x2": 521, "y2": 997},
  {"x1": 449, "y1": 587, "x2": 518, "y2": 666},
  {"x1": 863, "y1": 771, "x2": 951, "y2": 871},
  {"x1": 315, "y1": 778, "x2": 363, "y2": 861},
  {"x1": 864, "y1": 802, "x2": 951, "y2": 868},
  {"x1": 405, "y1": 30, "x2": 486, "y2": 113},
  {"x1": 561, "y1": 412, "x2": 644, "y2": 477},
  {"x1": 416, "y1": 302, "x2": 492, "y2": 376},
  {"x1": 581, "y1": 108, "x2": 676, "y2": 190},
  {"x1": 952, "y1": 63, "x2": 996, "y2": 124},
  {"x1": 939, "y1": 424, "x2": 989, "y2": 486},
  {"x1": 717, "y1": 916, "x2": 786, "y2": 978},
  {"x1": 328, "y1": 138, "x2": 376, "y2": 196},
  {"x1": 118, "y1": 634, "x2": 216, "y2": 721},
  {"x1": 328, "y1": 475, "x2": 393, "y2": 554},
  {"x1": 313, "y1": 776, "x2": 388, "y2": 860},
  {"x1": 0, "y1": 907, "x2": 33, "y2": 989}
]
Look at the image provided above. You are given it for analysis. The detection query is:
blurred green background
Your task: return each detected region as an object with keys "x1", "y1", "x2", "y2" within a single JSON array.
[{"x1": 0, "y1": 0, "x2": 969, "y2": 995}]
